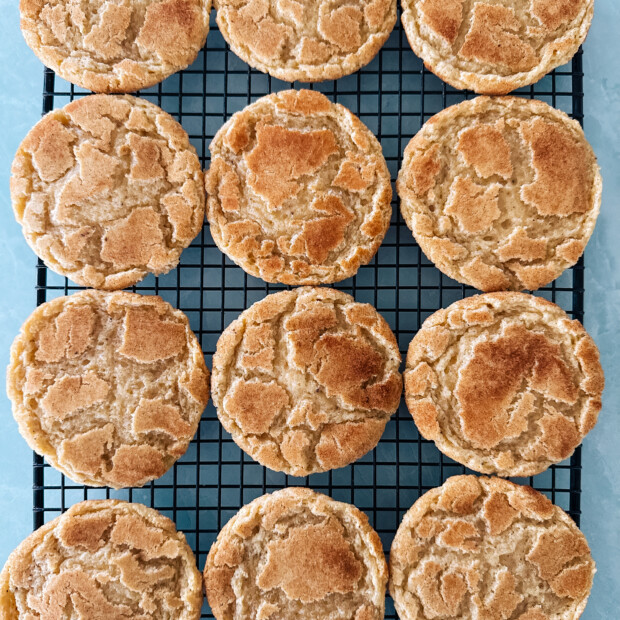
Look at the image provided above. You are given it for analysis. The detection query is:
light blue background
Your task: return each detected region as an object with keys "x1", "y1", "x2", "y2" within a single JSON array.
[{"x1": 0, "y1": 1, "x2": 618, "y2": 616}]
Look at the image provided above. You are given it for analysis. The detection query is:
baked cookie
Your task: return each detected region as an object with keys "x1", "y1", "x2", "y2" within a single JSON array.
[
  {"x1": 398, "y1": 97, "x2": 602, "y2": 292},
  {"x1": 390, "y1": 476, "x2": 595, "y2": 620},
  {"x1": 206, "y1": 90, "x2": 392, "y2": 285},
  {"x1": 11, "y1": 94, "x2": 205, "y2": 290},
  {"x1": 7, "y1": 290, "x2": 209, "y2": 488},
  {"x1": 20, "y1": 0, "x2": 210, "y2": 93},
  {"x1": 401, "y1": 0, "x2": 593, "y2": 94},
  {"x1": 214, "y1": 0, "x2": 396, "y2": 82},
  {"x1": 211, "y1": 287, "x2": 402, "y2": 476},
  {"x1": 404, "y1": 293, "x2": 603, "y2": 477},
  {"x1": 0, "y1": 500, "x2": 203, "y2": 618},
  {"x1": 204, "y1": 487, "x2": 388, "y2": 619}
]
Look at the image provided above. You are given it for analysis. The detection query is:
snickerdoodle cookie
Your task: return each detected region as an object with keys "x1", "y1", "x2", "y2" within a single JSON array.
[
  {"x1": 397, "y1": 97, "x2": 601, "y2": 292},
  {"x1": 11, "y1": 94, "x2": 205, "y2": 290},
  {"x1": 204, "y1": 487, "x2": 388, "y2": 619},
  {"x1": 0, "y1": 500, "x2": 203, "y2": 618},
  {"x1": 390, "y1": 476, "x2": 595, "y2": 620},
  {"x1": 404, "y1": 293, "x2": 603, "y2": 477},
  {"x1": 205, "y1": 89, "x2": 392, "y2": 285},
  {"x1": 20, "y1": 0, "x2": 211, "y2": 92},
  {"x1": 214, "y1": 0, "x2": 396, "y2": 82},
  {"x1": 401, "y1": 0, "x2": 593, "y2": 94},
  {"x1": 211, "y1": 287, "x2": 402, "y2": 476},
  {"x1": 7, "y1": 290, "x2": 209, "y2": 488}
]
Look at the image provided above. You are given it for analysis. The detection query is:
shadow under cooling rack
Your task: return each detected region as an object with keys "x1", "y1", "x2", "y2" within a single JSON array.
[{"x1": 35, "y1": 13, "x2": 585, "y2": 619}]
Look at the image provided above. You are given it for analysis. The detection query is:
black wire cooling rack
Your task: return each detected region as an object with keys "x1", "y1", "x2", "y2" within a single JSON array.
[{"x1": 33, "y1": 12, "x2": 586, "y2": 618}]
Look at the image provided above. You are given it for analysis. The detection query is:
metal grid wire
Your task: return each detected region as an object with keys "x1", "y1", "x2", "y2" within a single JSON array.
[{"x1": 34, "y1": 12, "x2": 585, "y2": 618}]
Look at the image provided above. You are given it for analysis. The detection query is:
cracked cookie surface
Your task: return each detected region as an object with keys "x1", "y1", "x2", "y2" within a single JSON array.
[
  {"x1": 204, "y1": 487, "x2": 388, "y2": 619},
  {"x1": 404, "y1": 293, "x2": 603, "y2": 477},
  {"x1": 397, "y1": 97, "x2": 601, "y2": 292},
  {"x1": 20, "y1": 0, "x2": 210, "y2": 92},
  {"x1": 212, "y1": 287, "x2": 402, "y2": 475},
  {"x1": 11, "y1": 94, "x2": 205, "y2": 290},
  {"x1": 390, "y1": 476, "x2": 595, "y2": 620},
  {"x1": 0, "y1": 499, "x2": 203, "y2": 619},
  {"x1": 7, "y1": 290, "x2": 209, "y2": 488},
  {"x1": 401, "y1": 0, "x2": 593, "y2": 94},
  {"x1": 205, "y1": 90, "x2": 392, "y2": 285},
  {"x1": 214, "y1": 0, "x2": 396, "y2": 82}
]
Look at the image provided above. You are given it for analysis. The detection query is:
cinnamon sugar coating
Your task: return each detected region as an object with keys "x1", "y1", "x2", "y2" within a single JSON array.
[
  {"x1": 20, "y1": 0, "x2": 210, "y2": 92},
  {"x1": 204, "y1": 487, "x2": 388, "y2": 619},
  {"x1": 397, "y1": 97, "x2": 601, "y2": 292},
  {"x1": 205, "y1": 90, "x2": 392, "y2": 285},
  {"x1": 404, "y1": 293, "x2": 603, "y2": 477},
  {"x1": 401, "y1": 0, "x2": 593, "y2": 94},
  {"x1": 211, "y1": 287, "x2": 402, "y2": 475},
  {"x1": 0, "y1": 500, "x2": 203, "y2": 618},
  {"x1": 7, "y1": 290, "x2": 209, "y2": 488},
  {"x1": 11, "y1": 94, "x2": 205, "y2": 290},
  {"x1": 390, "y1": 476, "x2": 595, "y2": 620},
  {"x1": 214, "y1": 0, "x2": 396, "y2": 82}
]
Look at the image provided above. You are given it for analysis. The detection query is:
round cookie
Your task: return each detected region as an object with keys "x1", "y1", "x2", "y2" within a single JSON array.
[
  {"x1": 205, "y1": 89, "x2": 392, "y2": 285},
  {"x1": 401, "y1": 0, "x2": 593, "y2": 94},
  {"x1": 211, "y1": 287, "x2": 402, "y2": 476},
  {"x1": 20, "y1": 0, "x2": 211, "y2": 93},
  {"x1": 7, "y1": 290, "x2": 210, "y2": 488},
  {"x1": 11, "y1": 94, "x2": 205, "y2": 290},
  {"x1": 0, "y1": 500, "x2": 203, "y2": 618},
  {"x1": 404, "y1": 293, "x2": 604, "y2": 477},
  {"x1": 389, "y1": 476, "x2": 595, "y2": 620},
  {"x1": 214, "y1": 0, "x2": 396, "y2": 82},
  {"x1": 397, "y1": 97, "x2": 602, "y2": 292},
  {"x1": 204, "y1": 487, "x2": 388, "y2": 619}
]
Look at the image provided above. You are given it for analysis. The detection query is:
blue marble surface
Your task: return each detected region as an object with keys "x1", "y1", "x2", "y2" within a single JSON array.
[{"x1": 0, "y1": 1, "x2": 618, "y2": 616}]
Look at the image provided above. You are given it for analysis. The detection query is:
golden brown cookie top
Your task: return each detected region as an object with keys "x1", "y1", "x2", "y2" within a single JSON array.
[
  {"x1": 204, "y1": 487, "x2": 388, "y2": 619},
  {"x1": 206, "y1": 90, "x2": 392, "y2": 285},
  {"x1": 0, "y1": 500, "x2": 203, "y2": 619},
  {"x1": 397, "y1": 97, "x2": 601, "y2": 292},
  {"x1": 401, "y1": 0, "x2": 593, "y2": 94},
  {"x1": 404, "y1": 293, "x2": 603, "y2": 477},
  {"x1": 20, "y1": 0, "x2": 210, "y2": 92},
  {"x1": 389, "y1": 476, "x2": 595, "y2": 620},
  {"x1": 211, "y1": 287, "x2": 402, "y2": 475},
  {"x1": 214, "y1": 0, "x2": 396, "y2": 82},
  {"x1": 11, "y1": 94, "x2": 205, "y2": 290},
  {"x1": 7, "y1": 290, "x2": 209, "y2": 488}
]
